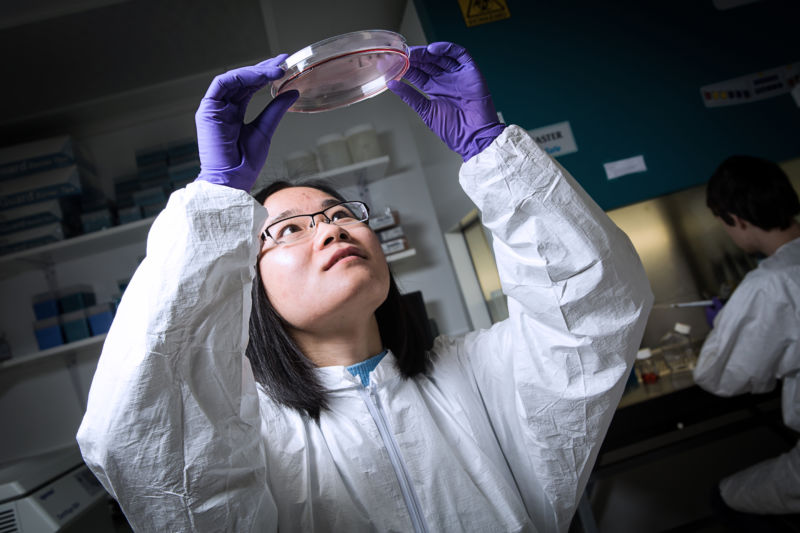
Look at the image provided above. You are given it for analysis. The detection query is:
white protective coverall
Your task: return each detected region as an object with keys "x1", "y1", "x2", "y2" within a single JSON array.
[
  {"x1": 77, "y1": 126, "x2": 652, "y2": 532},
  {"x1": 694, "y1": 237, "x2": 800, "y2": 514}
]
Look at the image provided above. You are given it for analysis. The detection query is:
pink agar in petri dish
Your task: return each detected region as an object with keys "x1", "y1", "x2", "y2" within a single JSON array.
[{"x1": 271, "y1": 30, "x2": 410, "y2": 113}]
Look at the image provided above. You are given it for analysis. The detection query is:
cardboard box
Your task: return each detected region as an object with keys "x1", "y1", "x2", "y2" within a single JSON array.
[
  {"x1": 0, "y1": 135, "x2": 87, "y2": 181},
  {"x1": 0, "y1": 165, "x2": 83, "y2": 209},
  {"x1": 0, "y1": 222, "x2": 64, "y2": 255},
  {"x1": 381, "y1": 237, "x2": 408, "y2": 255},
  {"x1": 0, "y1": 199, "x2": 65, "y2": 235},
  {"x1": 369, "y1": 209, "x2": 399, "y2": 231},
  {"x1": 378, "y1": 225, "x2": 405, "y2": 243}
]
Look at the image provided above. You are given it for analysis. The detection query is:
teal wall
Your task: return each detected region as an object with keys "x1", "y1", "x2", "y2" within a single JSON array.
[{"x1": 413, "y1": 0, "x2": 800, "y2": 209}]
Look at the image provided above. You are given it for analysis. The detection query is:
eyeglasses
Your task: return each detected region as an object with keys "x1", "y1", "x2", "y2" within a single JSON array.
[{"x1": 261, "y1": 201, "x2": 370, "y2": 245}]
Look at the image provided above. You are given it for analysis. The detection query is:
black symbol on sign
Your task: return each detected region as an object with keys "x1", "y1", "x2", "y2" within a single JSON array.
[{"x1": 467, "y1": 0, "x2": 507, "y2": 16}]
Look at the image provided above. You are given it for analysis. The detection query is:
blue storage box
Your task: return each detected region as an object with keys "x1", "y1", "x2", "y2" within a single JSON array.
[
  {"x1": 32, "y1": 291, "x2": 59, "y2": 320},
  {"x1": 113, "y1": 174, "x2": 140, "y2": 207},
  {"x1": 87, "y1": 303, "x2": 114, "y2": 336},
  {"x1": 142, "y1": 202, "x2": 167, "y2": 218},
  {"x1": 0, "y1": 165, "x2": 84, "y2": 209},
  {"x1": 58, "y1": 284, "x2": 96, "y2": 313},
  {"x1": 0, "y1": 199, "x2": 64, "y2": 235},
  {"x1": 34, "y1": 317, "x2": 63, "y2": 350},
  {"x1": 137, "y1": 165, "x2": 169, "y2": 189},
  {"x1": 80, "y1": 208, "x2": 114, "y2": 233},
  {"x1": 0, "y1": 136, "x2": 78, "y2": 181},
  {"x1": 132, "y1": 186, "x2": 167, "y2": 207},
  {"x1": 135, "y1": 146, "x2": 168, "y2": 168},
  {"x1": 61, "y1": 310, "x2": 90, "y2": 343},
  {"x1": 167, "y1": 161, "x2": 200, "y2": 183},
  {"x1": 167, "y1": 139, "x2": 199, "y2": 166},
  {"x1": 0, "y1": 222, "x2": 65, "y2": 255},
  {"x1": 118, "y1": 205, "x2": 142, "y2": 225}
]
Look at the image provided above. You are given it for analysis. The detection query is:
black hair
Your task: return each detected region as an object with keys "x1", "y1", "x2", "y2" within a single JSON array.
[
  {"x1": 246, "y1": 180, "x2": 433, "y2": 419},
  {"x1": 706, "y1": 155, "x2": 800, "y2": 230}
]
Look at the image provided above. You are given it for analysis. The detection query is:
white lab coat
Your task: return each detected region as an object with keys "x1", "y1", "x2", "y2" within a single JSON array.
[
  {"x1": 77, "y1": 126, "x2": 652, "y2": 532},
  {"x1": 694, "y1": 237, "x2": 800, "y2": 514}
]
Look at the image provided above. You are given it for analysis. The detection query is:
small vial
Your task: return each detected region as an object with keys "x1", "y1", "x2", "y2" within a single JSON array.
[{"x1": 636, "y1": 348, "x2": 659, "y2": 384}]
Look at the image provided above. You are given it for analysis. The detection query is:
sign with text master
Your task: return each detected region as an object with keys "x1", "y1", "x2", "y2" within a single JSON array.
[{"x1": 527, "y1": 121, "x2": 578, "y2": 157}]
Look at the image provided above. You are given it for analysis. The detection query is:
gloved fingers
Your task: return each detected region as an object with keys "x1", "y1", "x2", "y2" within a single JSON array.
[
  {"x1": 387, "y1": 80, "x2": 431, "y2": 117},
  {"x1": 254, "y1": 53, "x2": 290, "y2": 70},
  {"x1": 408, "y1": 46, "x2": 460, "y2": 76},
  {"x1": 203, "y1": 54, "x2": 290, "y2": 102},
  {"x1": 425, "y1": 42, "x2": 472, "y2": 67},
  {"x1": 401, "y1": 65, "x2": 431, "y2": 91},
  {"x1": 251, "y1": 90, "x2": 299, "y2": 139},
  {"x1": 410, "y1": 58, "x2": 449, "y2": 79}
]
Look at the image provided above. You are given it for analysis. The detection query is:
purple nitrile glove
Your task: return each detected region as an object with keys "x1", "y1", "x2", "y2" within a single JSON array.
[
  {"x1": 387, "y1": 42, "x2": 505, "y2": 162},
  {"x1": 705, "y1": 297, "x2": 725, "y2": 327},
  {"x1": 195, "y1": 55, "x2": 299, "y2": 192}
]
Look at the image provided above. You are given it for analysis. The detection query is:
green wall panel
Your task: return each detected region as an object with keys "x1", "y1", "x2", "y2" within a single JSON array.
[{"x1": 413, "y1": 0, "x2": 800, "y2": 209}]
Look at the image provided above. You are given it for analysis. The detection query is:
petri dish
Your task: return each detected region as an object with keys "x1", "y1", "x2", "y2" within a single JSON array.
[{"x1": 271, "y1": 30, "x2": 410, "y2": 113}]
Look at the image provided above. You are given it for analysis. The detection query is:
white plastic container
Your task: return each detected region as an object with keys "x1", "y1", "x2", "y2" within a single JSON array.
[
  {"x1": 316, "y1": 133, "x2": 352, "y2": 170},
  {"x1": 345, "y1": 124, "x2": 382, "y2": 162},
  {"x1": 284, "y1": 150, "x2": 319, "y2": 179}
]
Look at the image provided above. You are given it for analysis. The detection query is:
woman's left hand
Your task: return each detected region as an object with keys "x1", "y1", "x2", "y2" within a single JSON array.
[
  {"x1": 195, "y1": 55, "x2": 299, "y2": 191},
  {"x1": 387, "y1": 42, "x2": 505, "y2": 162}
]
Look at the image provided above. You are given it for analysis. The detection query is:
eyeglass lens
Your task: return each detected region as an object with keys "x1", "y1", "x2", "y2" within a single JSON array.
[{"x1": 266, "y1": 201, "x2": 368, "y2": 244}]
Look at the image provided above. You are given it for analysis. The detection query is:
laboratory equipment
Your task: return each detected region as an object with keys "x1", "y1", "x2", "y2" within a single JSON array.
[
  {"x1": 271, "y1": 30, "x2": 410, "y2": 113},
  {"x1": 345, "y1": 124, "x2": 382, "y2": 162},
  {"x1": 635, "y1": 348, "x2": 659, "y2": 384},
  {"x1": 284, "y1": 150, "x2": 319, "y2": 179},
  {"x1": 659, "y1": 322, "x2": 696, "y2": 373},
  {"x1": 653, "y1": 299, "x2": 714, "y2": 309},
  {"x1": 316, "y1": 133, "x2": 352, "y2": 170},
  {"x1": 0, "y1": 446, "x2": 112, "y2": 532}
]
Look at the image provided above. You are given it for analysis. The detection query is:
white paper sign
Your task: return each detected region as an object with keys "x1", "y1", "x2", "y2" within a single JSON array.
[
  {"x1": 604, "y1": 155, "x2": 647, "y2": 180},
  {"x1": 700, "y1": 62, "x2": 800, "y2": 108},
  {"x1": 527, "y1": 121, "x2": 578, "y2": 157}
]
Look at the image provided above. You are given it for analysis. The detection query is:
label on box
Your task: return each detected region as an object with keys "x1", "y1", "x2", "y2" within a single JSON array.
[
  {"x1": 369, "y1": 210, "x2": 398, "y2": 231},
  {"x1": 381, "y1": 238, "x2": 408, "y2": 255},
  {"x1": 378, "y1": 226, "x2": 404, "y2": 242}
]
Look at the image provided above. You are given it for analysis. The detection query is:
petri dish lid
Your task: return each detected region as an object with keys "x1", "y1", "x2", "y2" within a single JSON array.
[{"x1": 271, "y1": 30, "x2": 409, "y2": 113}]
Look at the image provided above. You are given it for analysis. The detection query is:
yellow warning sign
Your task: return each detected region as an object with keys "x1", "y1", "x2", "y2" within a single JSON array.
[{"x1": 458, "y1": 0, "x2": 511, "y2": 27}]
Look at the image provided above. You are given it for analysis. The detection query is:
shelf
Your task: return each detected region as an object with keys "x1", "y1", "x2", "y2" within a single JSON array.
[
  {"x1": 386, "y1": 248, "x2": 416, "y2": 263},
  {"x1": 0, "y1": 216, "x2": 156, "y2": 280},
  {"x1": 295, "y1": 156, "x2": 390, "y2": 189},
  {"x1": 0, "y1": 156, "x2": 391, "y2": 281},
  {"x1": 0, "y1": 334, "x2": 106, "y2": 371}
]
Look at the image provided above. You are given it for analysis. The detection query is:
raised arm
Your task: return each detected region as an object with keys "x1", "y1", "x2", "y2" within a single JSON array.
[
  {"x1": 392, "y1": 43, "x2": 653, "y2": 531},
  {"x1": 76, "y1": 57, "x2": 297, "y2": 531}
]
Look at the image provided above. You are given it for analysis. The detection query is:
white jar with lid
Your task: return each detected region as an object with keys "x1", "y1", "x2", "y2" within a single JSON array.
[
  {"x1": 284, "y1": 150, "x2": 319, "y2": 180},
  {"x1": 316, "y1": 133, "x2": 352, "y2": 171},
  {"x1": 345, "y1": 123, "x2": 382, "y2": 162}
]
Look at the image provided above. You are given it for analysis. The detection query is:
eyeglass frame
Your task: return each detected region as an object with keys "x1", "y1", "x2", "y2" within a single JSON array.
[{"x1": 260, "y1": 200, "x2": 371, "y2": 245}]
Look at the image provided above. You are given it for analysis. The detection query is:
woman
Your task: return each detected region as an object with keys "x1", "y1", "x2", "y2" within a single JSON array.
[{"x1": 78, "y1": 42, "x2": 652, "y2": 532}]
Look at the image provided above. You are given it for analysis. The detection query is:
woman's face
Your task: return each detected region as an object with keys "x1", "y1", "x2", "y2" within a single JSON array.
[{"x1": 258, "y1": 186, "x2": 390, "y2": 333}]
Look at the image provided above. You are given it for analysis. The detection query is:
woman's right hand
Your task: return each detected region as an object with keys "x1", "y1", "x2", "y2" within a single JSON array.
[{"x1": 195, "y1": 55, "x2": 299, "y2": 192}]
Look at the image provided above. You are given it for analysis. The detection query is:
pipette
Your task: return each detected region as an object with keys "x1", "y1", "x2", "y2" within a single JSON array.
[{"x1": 653, "y1": 300, "x2": 714, "y2": 309}]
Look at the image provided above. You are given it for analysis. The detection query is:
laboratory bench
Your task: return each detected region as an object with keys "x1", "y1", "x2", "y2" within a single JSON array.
[
  {"x1": 598, "y1": 375, "x2": 788, "y2": 474},
  {"x1": 574, "y1": 369, "x2": 797, "y2": 532}
]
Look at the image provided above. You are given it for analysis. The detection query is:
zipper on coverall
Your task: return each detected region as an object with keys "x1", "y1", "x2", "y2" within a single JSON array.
[{"x1": 358, "y1": 386, "x2": 430, "y2": 533}]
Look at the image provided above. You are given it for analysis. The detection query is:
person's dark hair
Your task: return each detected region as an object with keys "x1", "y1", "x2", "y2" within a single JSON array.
[
  {"x1": 246, "y1": 180, "x2": 433, "y2": 419},
  {"x1": 706, "y1": 155, "x2": 800, "y2": 230}
]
